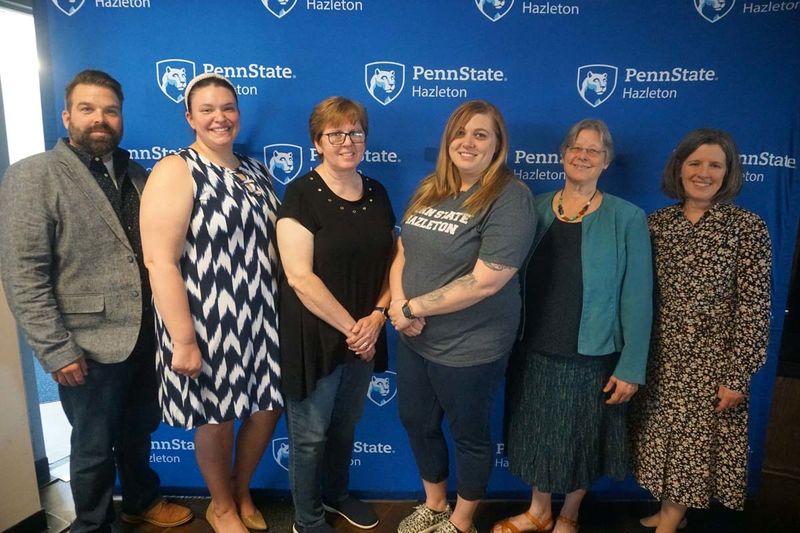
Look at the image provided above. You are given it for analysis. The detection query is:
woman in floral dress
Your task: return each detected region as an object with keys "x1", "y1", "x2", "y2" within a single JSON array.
[{"x1": 631, "y1": 128, "x2": 772, "y2": 533}]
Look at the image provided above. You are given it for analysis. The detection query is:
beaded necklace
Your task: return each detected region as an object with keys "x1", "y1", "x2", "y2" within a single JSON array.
[{"x1": 557, "y1": 188, "x2": 598, "y2": 221}]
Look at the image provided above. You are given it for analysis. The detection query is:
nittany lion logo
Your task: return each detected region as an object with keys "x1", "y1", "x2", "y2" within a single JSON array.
[
  {"x1": 694, "y1": 0, "x2": 735, "y2": 23},
  {"x1": 576, "y1": 65, "x2": 618, "y2": 108},
  {"x1": 155, "y1": 59, "x2": 196, "y2": 104},
  {"x1": 263, "y1": 144, "x2": 303, "y2": 185},
  {"x1": 52, "y1": 0, "x2": 85, "y2": 16},
  {"x1": 271, "y1": 437, "x2": 290, "y2": 472},
  {"x1": 475, "y1": 0, "x2": 515, "y2": 22},
  {"x1": 364, "y1": 62, "x2": 405, "y2": 106},
  {"x1": 366, "y1": 370, "x2": 397, "y2": 407},
  {"x1": 261, "y1": 0, "x2": 297, "y2": 19}
]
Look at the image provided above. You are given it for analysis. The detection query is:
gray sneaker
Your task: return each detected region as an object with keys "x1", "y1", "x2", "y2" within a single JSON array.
[
  {"x1": 397, "y1": 503, "x2": 452, "y2": 533},
  {"x1": 432, "y1": 520, "x2": 477, "y2": 533}
]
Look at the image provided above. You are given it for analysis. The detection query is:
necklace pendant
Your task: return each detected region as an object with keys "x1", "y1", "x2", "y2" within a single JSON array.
[{"x1": 557, "y1": 188, "x2": 597, "y2": 222}]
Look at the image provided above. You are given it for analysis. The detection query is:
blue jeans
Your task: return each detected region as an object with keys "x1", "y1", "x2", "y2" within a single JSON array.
[
  {"x1": 285, "y1": 357, "x2": 374, "y2": 527},
  {"x1": 58, "y1": 324, "x2": 161, "y2": 533},
  {"x1": 397, "y1": 341, "x2": 507, "y2": 501}
]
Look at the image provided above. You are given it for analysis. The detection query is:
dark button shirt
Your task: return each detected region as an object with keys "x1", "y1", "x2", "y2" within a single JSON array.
[{"x1": 64, "y1": 140, "x2": 152, "y2": 312}]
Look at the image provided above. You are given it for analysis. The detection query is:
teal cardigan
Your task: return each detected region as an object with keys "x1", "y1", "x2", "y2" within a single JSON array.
[{"x1": 520, "y1": 191, "x2": 653, "y2": 384}]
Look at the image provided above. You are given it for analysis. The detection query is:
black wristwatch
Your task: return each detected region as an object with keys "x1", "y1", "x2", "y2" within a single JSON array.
[
  {"x1": 401, "y1": 301, "x2": 416, "y2": 320},
  {"x1": 373, "y1": 306, "x2": 387, "y2": 318}
]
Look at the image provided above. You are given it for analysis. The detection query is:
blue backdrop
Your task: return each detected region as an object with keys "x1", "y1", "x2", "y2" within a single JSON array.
[{"x1": 33, "y1": 0, "x2": 800, "y2": 499}]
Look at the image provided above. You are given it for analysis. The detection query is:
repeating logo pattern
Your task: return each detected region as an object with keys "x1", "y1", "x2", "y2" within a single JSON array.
[
  {"x1": 694, "y1": 0, "x2": 736, "y2": 23},
  {"x1": 366, "y1": 371, "x2": 397, "y2": 407},
  {"x1": 52, "y1": 0, "x2": 85, "y2": 16},
  {"x1": 261, "y1": 0, "x2": 297, "y2": 19},
  {"x1": 475, "y1": 0, "x2": 515, "y2": 21},
  {"x1": 364, "y1": 61, "x2": 406, "y2": 106},
  {"x1": 155, "y1": 59, "x2": 196, "y2": 104},
  {"x1": 271, "y1": 437, "x2": 290, "y2": 471},
  {"x1": 264, "y1": 144, "x2": 304, "y2": 185},
  {"x1": 576, "y1": 64, "x2": 618, "y2": 108}
]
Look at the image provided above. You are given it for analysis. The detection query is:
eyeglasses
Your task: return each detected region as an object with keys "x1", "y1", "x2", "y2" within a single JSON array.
[
  {"x1": 323, "y1": 130, "x2": 366, "y2": 145},
  {"x1": 567, "y1": 146, "x2": 606, "y2": 158}
]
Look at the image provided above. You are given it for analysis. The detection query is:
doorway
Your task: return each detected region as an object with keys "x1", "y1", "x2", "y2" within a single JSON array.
[{"x1": 0, "y1": 2, "x2": 71, "y2": 484}]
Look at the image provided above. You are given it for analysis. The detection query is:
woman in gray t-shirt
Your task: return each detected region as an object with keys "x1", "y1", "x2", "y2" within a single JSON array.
[{"x1": 388, "y1": 100, "x2": 536, "y2": 533}]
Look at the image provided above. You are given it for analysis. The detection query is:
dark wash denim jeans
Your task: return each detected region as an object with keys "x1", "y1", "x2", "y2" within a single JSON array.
[
  {"x1": 58, "y1": 329, "x2": 161, "y2": 533},
  {"x1": 397, "y1": 341, "x2": 508, "y2": 501},
  {"x1": 285, "y1": 357, "x2": 375, "y2": 528}
]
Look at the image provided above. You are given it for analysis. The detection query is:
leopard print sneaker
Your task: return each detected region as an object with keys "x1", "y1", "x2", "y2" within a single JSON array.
[
  {"x1": 432, "y1": 520, "x2": 477, "y2": 533},
  {"x1": 397, "y1": 503, "x2": 452, "y2": 533}
]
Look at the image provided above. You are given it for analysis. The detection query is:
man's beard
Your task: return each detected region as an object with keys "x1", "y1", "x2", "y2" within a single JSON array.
[{"x1": 69, "y1": 122, "x2": 122, "y2": 157}]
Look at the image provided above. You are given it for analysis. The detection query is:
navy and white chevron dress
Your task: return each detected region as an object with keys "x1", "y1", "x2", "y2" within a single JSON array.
[{"x1": 155, "y1": 147, "x2": 283, "y2": 429}]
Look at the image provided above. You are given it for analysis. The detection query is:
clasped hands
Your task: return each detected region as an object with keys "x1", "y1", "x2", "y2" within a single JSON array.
[
  {"x1": 387, "y1": 299, "x2": 426, "y2": 337},
  {"x1": 345, "y1": 311, "x2": 385, "y2": 361}
]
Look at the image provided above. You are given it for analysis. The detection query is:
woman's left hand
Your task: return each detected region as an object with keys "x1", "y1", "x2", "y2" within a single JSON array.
[
  {"x1": 347, "y1": 311, "x2": 384, "y2": 354},
  {"x1": 387, "y1": 300, "x2": 413, "y2": 332},
  {"x1": 715, "y1": 385, "x2": 746, "y2": 413},
  {"x1": 355, "y1": 345, "x2": 376, "y2": 362},
  {"x1": 603, "y1": 376, "x2": 639, "y2": 404}
]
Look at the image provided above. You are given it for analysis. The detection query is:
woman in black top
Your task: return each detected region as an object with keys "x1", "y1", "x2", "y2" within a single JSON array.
[{"x1": 276, "y1": 97, "x2": 395, "y2": 533}]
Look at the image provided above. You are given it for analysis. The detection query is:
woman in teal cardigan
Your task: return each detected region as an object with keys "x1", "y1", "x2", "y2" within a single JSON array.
[{"x1": 493, "y1": 119, "x2": 652, "y2": 533}]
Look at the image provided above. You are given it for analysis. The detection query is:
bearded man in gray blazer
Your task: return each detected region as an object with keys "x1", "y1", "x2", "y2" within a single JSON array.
[{"x1": 0, "y1": 70, "x2": 191, "y2": 532}]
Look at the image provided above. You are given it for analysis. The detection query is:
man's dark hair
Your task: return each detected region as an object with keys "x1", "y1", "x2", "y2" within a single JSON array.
[{"x1": 64, "y1": 69, "x2": 124, "y2": 110}]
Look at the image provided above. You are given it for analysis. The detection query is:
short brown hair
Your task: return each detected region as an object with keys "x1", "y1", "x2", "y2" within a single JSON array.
[
  {"x1": 64, "y1": 69, "x2": 123, "y2": 110},
  {"x1": 661, "y1": 128, "x2": 743, "y2": 204},
  {"x1": 560, "y1": 118, "x2": 614, "y2": 164},
  {"x1": 308, "y1": 96, "x2": 369, "y2": 147}
]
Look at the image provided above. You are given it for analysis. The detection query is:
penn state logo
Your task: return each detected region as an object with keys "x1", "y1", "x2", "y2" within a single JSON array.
[
  {"x1": 475, "y1": 0, "x2": 515, "y2": 22},
  {"x1": 576, "y1": 64, "x2": 618, "y2": 108},
  {"x1": 271, "y1": 437, "x2": 290, "y2": 472},
  {"x1": 261, "y1": 0, "x2": 297, "y2": 19},
  {"x1": 366, "y1": 370, "x2": 397, "y2": 407},
  {"x1": 263, "y1": 144, "x2": 303, "y2": 185},
  {"x1": 364, "y1": 62, "x2": 405, "y2": 106},
  {"x1": 694, "y1": 0, "x2": 736, "y2": 23},
  {"x1": 155, "y1": 59, "x2": 196, "y2": 104},
  {"x1": 52, "y1": 0, "x2": 85, "y2": 16}
]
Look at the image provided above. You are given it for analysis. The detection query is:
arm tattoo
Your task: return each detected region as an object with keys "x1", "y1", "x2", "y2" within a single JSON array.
[
  {"x1": 422, "y1": 273, "x2": 478, "y2": 304},
  {"x1": 483, "y1": 261, "x2": 513, "y2": 272}
]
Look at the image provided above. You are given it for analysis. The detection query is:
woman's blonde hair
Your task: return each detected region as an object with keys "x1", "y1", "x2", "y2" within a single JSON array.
[{"x1": 403, "y1": 100, "x2": 513, "y2": 221}]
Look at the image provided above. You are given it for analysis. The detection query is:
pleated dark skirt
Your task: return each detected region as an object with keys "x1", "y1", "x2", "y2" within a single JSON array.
[{"x1": 504, "y1": 348, "x2": 629, "y2": 493}]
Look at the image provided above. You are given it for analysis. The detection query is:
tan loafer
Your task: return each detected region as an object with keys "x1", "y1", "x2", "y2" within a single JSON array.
[{"x1": 121, "y1": 499, "x2": 193, "y2": 527}]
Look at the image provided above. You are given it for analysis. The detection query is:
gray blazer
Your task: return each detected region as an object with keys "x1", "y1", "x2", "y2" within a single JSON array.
[{"x1": 0, "y1": 139, "x2": 148, "y2": 372}]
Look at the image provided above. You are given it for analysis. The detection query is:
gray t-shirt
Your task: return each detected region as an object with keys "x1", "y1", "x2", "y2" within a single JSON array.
[{"x1": 400, "y1": 178, "x2": 536, "y2": 366}]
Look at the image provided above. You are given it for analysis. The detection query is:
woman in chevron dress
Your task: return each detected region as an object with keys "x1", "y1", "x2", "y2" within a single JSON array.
[{"x1": 141, "y1": 73, "x2": 282, "y2": 533}]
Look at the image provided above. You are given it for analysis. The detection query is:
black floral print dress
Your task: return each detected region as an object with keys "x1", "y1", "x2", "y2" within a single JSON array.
[{"x1": 631, "y1": 203, "x2": 771, "y2": 510}]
